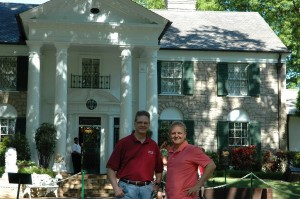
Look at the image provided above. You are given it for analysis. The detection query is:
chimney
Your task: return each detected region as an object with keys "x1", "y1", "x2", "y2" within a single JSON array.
[{"x1": 165, "y1": 0, "x2": 196, "y2": 11}]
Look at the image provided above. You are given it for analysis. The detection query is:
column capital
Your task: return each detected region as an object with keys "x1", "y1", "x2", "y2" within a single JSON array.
[{"x1": 54, "y1": 42, "x2": 70, "y2": 50}]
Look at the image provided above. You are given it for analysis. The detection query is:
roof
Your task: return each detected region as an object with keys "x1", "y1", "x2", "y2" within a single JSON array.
[
  {"x1": 0, "y1": 2, "x2": 290, "y2": 53},
  {"x1": 0, "y1": 3, "x2": 37, "y2": 44},
  {"x1": 153, "y1": 10, "x2": 289, "y2": 52}
]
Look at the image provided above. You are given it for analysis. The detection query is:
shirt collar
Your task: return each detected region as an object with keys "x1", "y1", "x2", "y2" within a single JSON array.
[
  {"x1": 169, "y1": 140, "x2": 188, "y2": 153},
  {"x1": 130, "y1": 131, "x2": 150, "y2": 144}
]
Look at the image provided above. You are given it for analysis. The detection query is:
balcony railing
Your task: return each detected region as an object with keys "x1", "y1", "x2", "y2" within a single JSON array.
[{"x1": 71, "y1": 74, "x2": 110, "y2": 89}]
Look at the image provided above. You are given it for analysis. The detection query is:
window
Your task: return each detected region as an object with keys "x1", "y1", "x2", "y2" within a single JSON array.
[
  {"x1": 0, "y1": 56, "x2": 28, "y2": 91},
  {"x1": 0, "y1": 57, "x2": 17, "y2": 90},
  {"x1": 227, "y1": 64, "x2": 248, "y2": 96},
  {"x1": 82, "y1": 58, "x2": 100, "y2": 88},
  {"x1": 158, "y1": 61, "x2": 194, "y2": 95},
  {"x1": 0, "y1": 118, "x2": 16, "y2": 142},
  {"x1": 217, "y1": 121, "x2": 261, "y2": 153},
  {"x1": 228, "y1": 122, "x2": 249, "y2": 146},
  {"x1": 217, "y1": 63, "x2": 260, "y2": 97}
]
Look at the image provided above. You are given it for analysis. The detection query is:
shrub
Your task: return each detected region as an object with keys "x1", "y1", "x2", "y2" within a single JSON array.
[
  {"x1": 35, "y1": 123, "x2": 57, "y2": 168},
  {"x1": 230, "y1": 145, "x2": 259, "y2": 171},
  {"x1": 17, "y1": 160, "x2": 55, "y2": 177},
  {"x1": 262, "y1": 150, "x2": 287, "y2": 172}
]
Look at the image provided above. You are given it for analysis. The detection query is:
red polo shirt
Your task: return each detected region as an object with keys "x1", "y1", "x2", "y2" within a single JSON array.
[
  {"x1": 166, "y1": 141, "x2": 212, "y2": 199},
  {"x1": 106, "y1": 132, "x2": 163, "y2": 181}
]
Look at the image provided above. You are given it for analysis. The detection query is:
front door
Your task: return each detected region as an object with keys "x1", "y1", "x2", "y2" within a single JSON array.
[{"x1": 78, "y1": 117, "x2": 101, "y2": 174}]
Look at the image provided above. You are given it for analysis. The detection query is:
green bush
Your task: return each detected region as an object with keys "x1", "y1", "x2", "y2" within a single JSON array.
[
  {"x1": 17, "y1": 160, "x2": 55, "y2": 177},
  {"x1": 0, "y1": 133, "x2": 31, "y2": 167},
  {"x1": 35, "y1": 123, "x2": 57, "y2": 168}
]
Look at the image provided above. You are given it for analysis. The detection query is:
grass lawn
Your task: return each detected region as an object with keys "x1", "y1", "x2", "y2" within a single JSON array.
[{"x1": 207, "y1": 175, "x2": 300, "y2": 199}]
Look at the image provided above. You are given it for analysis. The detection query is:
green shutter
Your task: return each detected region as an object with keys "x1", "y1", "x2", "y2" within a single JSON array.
[
  {"x1": 16, "y1": 56, "x2": 29, "y2": 91},
  {"x1": 248, "y1": 63, "x2": 260, "y2": 96},
  {"x1": 249, "y1": 121, "x2": 261, "y2": 154},
  {"x1": 157, "y1": 61, "x2": 162, "y2": 94},
  {"x1": 217, "y1": 62, "x2": 228, "y2": 96},
  {"x1": 182, "y1": 61, "x2": 194, "y2": 95},
  {"x1": 217, "y1": 121, "x2": 229, "y2": 151},
  {"x1": 15, "y1": 117, "x2": 26, "y2": 134},
  {"x1": 183, "y1": 120, "x2": 194, "y2": 145}
]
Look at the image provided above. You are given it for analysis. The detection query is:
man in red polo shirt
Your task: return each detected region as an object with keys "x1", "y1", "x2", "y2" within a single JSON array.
[
  {"x1": 166, "y1": 121, "x2": 216, "y2": 199},
  {"x1": 106, "y1": 110, "x2": 163, "y2": 199}
]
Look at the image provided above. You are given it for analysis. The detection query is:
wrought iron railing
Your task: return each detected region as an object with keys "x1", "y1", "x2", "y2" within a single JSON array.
[{"x1": 71, "y1": 74, "x2": 110, "y2": 89}]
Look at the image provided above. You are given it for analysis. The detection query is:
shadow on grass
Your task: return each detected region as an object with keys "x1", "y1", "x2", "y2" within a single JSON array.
[{"x1": 207, "y1": 177, "x2": 300, "y2": 199}]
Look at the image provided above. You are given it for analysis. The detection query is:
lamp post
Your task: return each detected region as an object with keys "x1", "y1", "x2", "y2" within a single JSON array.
[{"x1": 222, "y1": 149, "x2": 230, "y2": 184}]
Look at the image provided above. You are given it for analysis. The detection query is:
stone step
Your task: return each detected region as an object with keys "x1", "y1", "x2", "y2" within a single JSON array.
[{"x1": 58, "y1": 174, "x2": 114, "y2": 198}]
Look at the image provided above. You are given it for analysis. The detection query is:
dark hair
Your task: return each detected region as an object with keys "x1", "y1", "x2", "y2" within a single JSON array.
[
  {"x1": 134, "y1": 110, "x2": 150, "y2": 122},
  {"x1": 74, "y1": 137, "x2": 79, "y2": 141}
]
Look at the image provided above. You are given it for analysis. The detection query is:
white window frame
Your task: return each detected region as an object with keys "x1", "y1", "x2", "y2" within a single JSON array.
[
  {"x1": 0, "y1": 118, "x2": 16, "y2": 142},
  {"x1": 226, "y1": 63, "x2": 249, "y2": 96},
  {"x1": 160, "y1": 61, "x2": 183, "y2": 95}
]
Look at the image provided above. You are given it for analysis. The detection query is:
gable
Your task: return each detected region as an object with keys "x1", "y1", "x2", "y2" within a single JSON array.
[{"x1": 19, "y1": 0, "x2": 169, "y2": 46}]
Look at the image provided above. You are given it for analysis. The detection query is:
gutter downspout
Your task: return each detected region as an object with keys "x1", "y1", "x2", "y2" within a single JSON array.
[{"x1": 276, "y1": 53, "x2": 284, "y2": 150}]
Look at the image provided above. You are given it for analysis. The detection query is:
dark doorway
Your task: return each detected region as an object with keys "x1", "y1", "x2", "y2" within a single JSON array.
[{"x1": 78, "y1": 117, "x2": 101, "y2": 174}]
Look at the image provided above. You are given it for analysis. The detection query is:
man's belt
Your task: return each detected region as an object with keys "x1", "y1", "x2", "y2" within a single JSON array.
[{"x1": 120, "y1": 178, "x2": 151, "y2": 186}]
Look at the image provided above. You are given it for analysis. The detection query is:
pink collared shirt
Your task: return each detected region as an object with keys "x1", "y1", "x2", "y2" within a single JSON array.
[{"x1": 166, "y1": 141, "x2": 212, "y2": 199}]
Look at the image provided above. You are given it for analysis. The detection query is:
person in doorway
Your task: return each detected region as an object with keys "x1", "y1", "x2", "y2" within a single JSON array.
[
  {"x1": 166, "y1": 121, "x2": 216, "y2": 199},
  {"x1": 71, "y1": 137, "x2": 81, "y2": 174},
  {"x1": 106, "y1": 110, "x2": 163, "y2": 199}
]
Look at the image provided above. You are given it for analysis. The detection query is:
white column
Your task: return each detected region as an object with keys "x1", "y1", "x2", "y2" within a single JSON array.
[
  {"x1": 26, "y1": 42, "x2": 42, "y2": 163},
  {"x1": 138, "y1": 60, "x2": 147, "y2": 110},
  {"x1": 146, "y1": 47, "x2": 159, "y2": 142},
  {"x1": 119, "y1": 47, "x2": 133, "y2": 139},
  {"x1": 108, "y1": 115, "x2": 114, "y2": 156},
  {"x1": 54, "y1": 43, "x2": 69, "y2": 158}
]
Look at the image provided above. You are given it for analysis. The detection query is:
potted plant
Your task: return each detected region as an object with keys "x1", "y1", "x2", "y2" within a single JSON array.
[{"x1": 35, "y1": 123, "x2": 57, "y2": 168}]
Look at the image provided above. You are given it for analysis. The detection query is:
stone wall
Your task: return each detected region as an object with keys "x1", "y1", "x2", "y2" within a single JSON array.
[
  {"x1": 0, "y1": 91, "x2": 27, "y2": 117},
  {"x1": 158, "y1": 62, "x2": 285, "y2": 151}
]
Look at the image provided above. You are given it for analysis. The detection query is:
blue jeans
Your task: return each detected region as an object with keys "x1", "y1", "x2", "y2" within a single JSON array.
[{"x1": 118, "y1": 180, "x2": 153, "y2": 199}]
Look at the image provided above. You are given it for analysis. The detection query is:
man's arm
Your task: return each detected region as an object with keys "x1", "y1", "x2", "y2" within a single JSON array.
[
  {"x1": 107, "y1": 168, "x2": 124, "y2": 198},
  {"x1": 186, "y1": 161, "x2": 216, "y2": 196}
]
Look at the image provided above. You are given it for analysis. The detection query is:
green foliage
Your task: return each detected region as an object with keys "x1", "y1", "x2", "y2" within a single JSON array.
[
  {"x1": 196, "y1": 0, "x2": 223, "y2": 10},
  {"x1": 17, "y1": 160, "x2": 55, "y2": 177},
  {"x1": 287, "y1": 151, "x2": 300, "y2": 167},
  {"x1": 0, "y1": 136, "x2": 10, "y2": 167},
  {"x1": 35, "y1": 123, "x2": 57, "y2": 168},
  {"x1": 132, "y1": 0, "x2": 166, "y2": 9},
  {"x1": 206, "y1": 150, "x2": 219, "y2": 167},
  {"x1": 262, "y1": 150, "x2": 288, "y2": 172},
  {"x1": 0, "y1": 134, "x2": 30, "y2": 167},
  {"x1": 8, "y1": 133, "x2": 31, "y2": 161}
]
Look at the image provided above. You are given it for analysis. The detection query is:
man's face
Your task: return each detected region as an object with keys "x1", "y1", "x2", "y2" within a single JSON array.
[
  {"x1": 134, "y1": 115, "x2": 150, "y2": 134},
  {"x1": 169, "y1": 125, "x2": 186, "y2": 146}
]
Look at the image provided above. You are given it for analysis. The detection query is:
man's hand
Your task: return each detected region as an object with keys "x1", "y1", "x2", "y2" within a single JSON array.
[
  {"x1": 114, "y1": 186, "x2": 125, "y2": 198},
  {"x1": 185, "y1": 185, "x2": 200, "y2": 197}
]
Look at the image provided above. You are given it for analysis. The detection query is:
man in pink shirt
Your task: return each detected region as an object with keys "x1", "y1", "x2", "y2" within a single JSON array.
[{"x1": 166, "y1": 121, "x2": 216, "y2": 199}]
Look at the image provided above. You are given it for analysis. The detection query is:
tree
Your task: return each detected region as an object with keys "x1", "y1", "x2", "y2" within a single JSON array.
[{"x1": 35, "y1": 123, "x2": 57, "y2": 168}]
